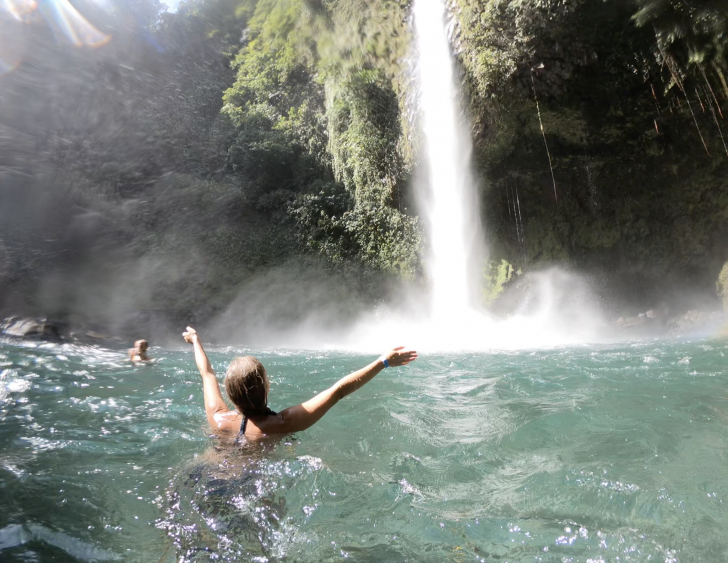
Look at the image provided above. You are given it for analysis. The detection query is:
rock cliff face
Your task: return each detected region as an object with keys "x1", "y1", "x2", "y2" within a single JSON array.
[
  {"x1": 451, "y1": 0, "x2": 728, "y2": 309},
  {"x1": 717, "y1": 262, "x2": 728, "y2": 314},
  {"x1": 1, "y1": 0, "x2": 727, "y2": 328}
]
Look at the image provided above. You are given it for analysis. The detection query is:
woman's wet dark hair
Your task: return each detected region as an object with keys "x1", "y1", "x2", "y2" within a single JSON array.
[{"x1": 224, "y1": 356, "x2": 270, "y2": 417}]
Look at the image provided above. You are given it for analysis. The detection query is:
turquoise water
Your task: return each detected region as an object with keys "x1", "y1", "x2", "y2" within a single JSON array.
[{"x1": 0, "y1": 339, "x2": 727, "y2": 562}]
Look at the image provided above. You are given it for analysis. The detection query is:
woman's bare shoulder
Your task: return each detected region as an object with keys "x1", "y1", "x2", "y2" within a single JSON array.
[
  {"x1": 211, "y1": 410, "x2": 243, "y2": 434},
  {"x1": 244, "y1": 412, "x2": 291, "y2": 439}
]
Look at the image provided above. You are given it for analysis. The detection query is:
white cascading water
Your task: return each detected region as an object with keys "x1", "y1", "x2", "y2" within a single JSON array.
[
  {"x1": 329, "y1": 0, "x2": 606, "y2": 351},
  {"x1": 412, "y1": 0, "x2": 479, "y2": 318}
]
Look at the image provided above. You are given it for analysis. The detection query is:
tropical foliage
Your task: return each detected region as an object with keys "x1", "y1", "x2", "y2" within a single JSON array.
[{"x1": 0, "y1": 0, "x2": 726, "y2": 328}]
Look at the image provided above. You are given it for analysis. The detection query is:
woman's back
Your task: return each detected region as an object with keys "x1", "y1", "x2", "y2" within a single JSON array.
[{"x1": 182, "y1": 326, "x2": 417, "y2": 440}]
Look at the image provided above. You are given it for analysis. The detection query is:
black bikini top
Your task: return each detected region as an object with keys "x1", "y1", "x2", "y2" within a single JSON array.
[{"x1": 240, "y1": 407, "x2": 277, "y2": 437}]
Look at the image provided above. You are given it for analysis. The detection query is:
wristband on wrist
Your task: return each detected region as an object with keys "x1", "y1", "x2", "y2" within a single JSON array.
[{"x1": 379, "y1": 356, "x2": 389, "y2": 368}]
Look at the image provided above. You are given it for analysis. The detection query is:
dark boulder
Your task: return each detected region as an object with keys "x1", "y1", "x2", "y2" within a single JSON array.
[{"x1": 0, "y1": 317, "x2": 62, "y2": 342}]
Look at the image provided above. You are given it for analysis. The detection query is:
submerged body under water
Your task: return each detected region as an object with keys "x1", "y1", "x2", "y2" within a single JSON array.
[{"x1": 0, "y1": 338, "x2": 727, "y2": 562}]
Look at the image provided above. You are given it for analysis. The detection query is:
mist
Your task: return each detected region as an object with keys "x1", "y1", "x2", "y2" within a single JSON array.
[{"x1": 1, "y1": 0, "x2": 726, "y2": 352}]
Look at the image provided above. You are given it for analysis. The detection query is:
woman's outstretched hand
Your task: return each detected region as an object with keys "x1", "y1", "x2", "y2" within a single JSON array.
[
  {"x1": 182, "y1": 326, "x2": 199, "y2": 344},
  {"x1": 384, "y1": 346, "x2": 418, "y2": 367}
]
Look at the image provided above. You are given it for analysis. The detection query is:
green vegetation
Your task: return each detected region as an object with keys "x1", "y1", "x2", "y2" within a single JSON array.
[
  {"x1": 1, "y1": 0, "x2": 727, "y2": 329},
  {"x1": 454, "y1": 0, "x2": 728, "y2": 304},
  {"x1": 220, "y1": 0, "x2": 420, "y2": 275},
  {"x1": 482, "y1": 259, "x2": 515, "y2": 306},
  {"x1": 0, "y1": 0, "x2": 422, "y2": 329}
]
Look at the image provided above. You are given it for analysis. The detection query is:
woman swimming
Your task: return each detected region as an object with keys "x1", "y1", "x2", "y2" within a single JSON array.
[
  {"x1": 182, "y1": 326, "x2": 418, "y2": 440},
  {"x1": 129, "y1": 339, "x2": 152, "y2": 362}
]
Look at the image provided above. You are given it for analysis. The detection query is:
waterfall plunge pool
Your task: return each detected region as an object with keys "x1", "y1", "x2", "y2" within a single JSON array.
[{"x1": 0, "y1": 339, "x2": 727, "y2": 562}]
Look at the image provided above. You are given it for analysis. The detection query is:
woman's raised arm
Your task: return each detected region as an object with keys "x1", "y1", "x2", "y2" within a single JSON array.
[
  {"x1": 183, "y1": 326, "x2": 232, "y2": 430},
  {"x1": 277, "y1": 347, "x2": 418, "y2": 433}
]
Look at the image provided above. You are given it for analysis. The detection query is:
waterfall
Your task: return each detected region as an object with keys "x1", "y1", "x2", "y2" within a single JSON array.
[
  {"x1": 342, "y1": 0, "x2": 606, "y2": 351},
  {"x1": 413, "y1": 0, "x2": 481, "y2": 318}
]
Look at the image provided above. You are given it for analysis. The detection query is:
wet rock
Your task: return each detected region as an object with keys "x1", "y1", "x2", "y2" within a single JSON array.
[
  {"x1": 84, "y1": 331, "x2": 107, "y2": 340},
  {"x1": 616, "y1": 315, "x2": 645, "y2": 329},
  {"x1": 717, "y1": 261, "x2": 728, "y2": 315},
  {"x1": 68, "y1": 330, "x2": 121, "y2": 344},
  {"x1": 612, "y1": 306, "x2": 674, "y2": 337},
  {"x1": 0, "y1": 317, "x2": 62, "y2": 341},
  {"x1": 616, "y1": 304, "x2": 671, "y2": 327},
  {"x1": 666, "y1": 309, "x2": 724, "y2": 337},
  {"x1": 613, "y1": 304, "x2": 726, "y2": 337}
]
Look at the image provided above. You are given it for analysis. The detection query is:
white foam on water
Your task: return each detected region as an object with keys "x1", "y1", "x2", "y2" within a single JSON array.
[
  {"x1": 334, "y1": 0, "x2": 608, "y2": 353},
  {"x1": 340, "y1": 268, "x2": 607, "y2": 353}
]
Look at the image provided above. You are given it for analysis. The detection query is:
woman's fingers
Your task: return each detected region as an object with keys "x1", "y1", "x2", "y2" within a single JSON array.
[
  {"x1": 182, "y1": 326, "x2": 197, "y2": 343},
  {"x1": 388, "y1": 348, "x2": 417, "y2": 366},
  {"x1": 401, "y1": 353, "x2": 418, "y2": 364}
]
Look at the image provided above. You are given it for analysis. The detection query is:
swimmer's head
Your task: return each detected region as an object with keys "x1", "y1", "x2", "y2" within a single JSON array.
[
  {"x1": 134, "y1": 340, "x2": 148, "y2": 353},
  {"x1": 225, "y1": 356, "x2": 270, "y2": 416}
]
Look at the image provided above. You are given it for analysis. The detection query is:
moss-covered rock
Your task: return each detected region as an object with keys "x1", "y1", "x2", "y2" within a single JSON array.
[
  {"x1": 482, "y1": 259, "x2": 514, "y2": 307},
  {"x1": 453, "y1": 0, "x2": 728, "y2": 305},
  {"x1": 717, "y1": 261, "x2": 728, "y2": 314}
]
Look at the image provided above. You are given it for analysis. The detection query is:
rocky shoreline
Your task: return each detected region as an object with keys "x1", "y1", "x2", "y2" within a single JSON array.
[
  {"x1": 0, "y1": 317, "x2": 123, "y2": 345},
  {"x1": 2, "y1": 306, "x2": 725, "y2": 346},
  {"x1": 614, "y1": 309, "x2": 726, "y2": 339}
]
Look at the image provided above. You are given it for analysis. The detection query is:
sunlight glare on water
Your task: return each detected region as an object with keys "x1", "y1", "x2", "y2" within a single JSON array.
[{"x1": 1, "y1": 338, "x2": 727, "y2": 561}]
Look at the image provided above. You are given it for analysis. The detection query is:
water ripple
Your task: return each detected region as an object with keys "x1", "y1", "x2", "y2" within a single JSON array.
[{"x1": 0, "y1": 339, "x2": 727, "y2": 560}]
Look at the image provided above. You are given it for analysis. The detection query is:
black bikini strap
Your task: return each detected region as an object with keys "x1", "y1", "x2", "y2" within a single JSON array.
[{"x1": 239, "y1": 407, "x2": 276, "y2": 437}]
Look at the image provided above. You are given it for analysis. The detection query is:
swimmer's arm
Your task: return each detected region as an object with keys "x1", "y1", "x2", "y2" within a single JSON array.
[
  {"x1": 183, "y1": 327, "x2": 230, "y2": 429},
  {"x1": 278, "y1": 347, "x2": 417, "y2": 433}
]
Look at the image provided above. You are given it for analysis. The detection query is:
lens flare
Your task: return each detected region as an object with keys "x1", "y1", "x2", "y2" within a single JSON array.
[
  {"x1": 0, "y1": 57, "x2": 20, "y2": 75},
  {"x1": 0, "y1": 41, "x2": 22, "y2": 75},
  {"x1": 85, "y1": 0, "x2": 112, "y2": 12},
  {"x1": 0, "y1": 17, "x2": 26, "y2": 76},
  {"x1": 0, "y1": 0, "x2": 111, "y2": 77},
  {"x1": 37, "y1": 0, "x2": 110, "y2": 47},
  {"x1": 0, "y1": 0, "x2": 37, "y2": 21}
]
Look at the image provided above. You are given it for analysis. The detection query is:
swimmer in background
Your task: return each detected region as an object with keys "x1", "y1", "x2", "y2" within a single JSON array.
[
  {"x1": 182, "y1": 326, "x2": 417, "y2": 440},
  {"x1": 129, "y1": 339, "x2": 152, "y2": 362}
]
